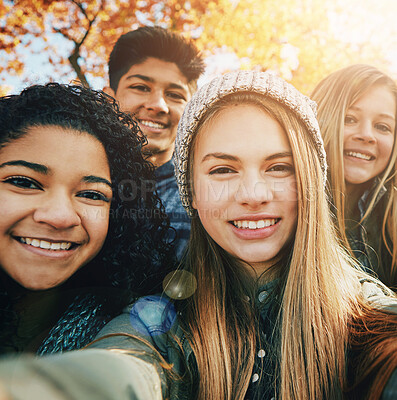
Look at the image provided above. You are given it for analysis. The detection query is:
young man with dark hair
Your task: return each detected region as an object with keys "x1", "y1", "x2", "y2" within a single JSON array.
[{"x1": 104, "y1": 26, "x2": 205, "y2": 259}]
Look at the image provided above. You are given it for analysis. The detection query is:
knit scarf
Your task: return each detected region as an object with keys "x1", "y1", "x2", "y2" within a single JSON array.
[{"x1": 37, "y1": 293, "x2": 112, "y2": 355}]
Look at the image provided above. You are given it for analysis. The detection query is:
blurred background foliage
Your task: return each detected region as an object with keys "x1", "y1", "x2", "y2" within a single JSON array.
[{"x1": 1, "y1": 0, "x2": 396, "y2": 95}]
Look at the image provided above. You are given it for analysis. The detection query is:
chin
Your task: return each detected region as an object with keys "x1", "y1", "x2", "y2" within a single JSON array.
[{"x1": 20, "y1": 278, "x2": 64, "y2": 291}]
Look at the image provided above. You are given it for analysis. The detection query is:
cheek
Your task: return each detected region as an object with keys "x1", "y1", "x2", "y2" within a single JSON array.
[
  {"x1": 342, "y1": 126, "x2": 354, "y2": 146},
  {"x1": 382, "y1": 136, "x2": 395, "y2": 159},
  {"x1": 196, "y1": 208, "x2": 224, "y2": 246},
  {"x1": 0, "y1": 193, "x2": 36, "y2": 228},
  {"x1": 279, "y1": 182, "x2": 299, "y2": 227},
  {"x1": 171, "y1": 105, "x2": 186, "y2": 122},
  {"x1": 277, "y1": 177, "x2": 298, "y2": 202},
  {"x1": 82, "y1": 206, "x2": 110, "y2": 249},
  {"x1": 118, "y1": 94, "x2": 140, "y2": 112},
  {"x1": 193, "y1": 179, "x2": 233, "y2": 217},
  {"x1": 193, "y1": 175, "x2": 231, "y2": 223}
]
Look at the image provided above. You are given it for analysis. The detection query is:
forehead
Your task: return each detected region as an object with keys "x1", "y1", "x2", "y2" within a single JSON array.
[
  {"x1": 351, "y1": 84, "x2": 396, "y2": 112},
  {"x1": 120, "y1": 57, "x2": 190, "y2": 89},
  {"x1": 0, "y1": 125, "x2": 110, "y2": 174},
  {"x1": 195, "y1": 104, "x2": 290, "y2": 155}
]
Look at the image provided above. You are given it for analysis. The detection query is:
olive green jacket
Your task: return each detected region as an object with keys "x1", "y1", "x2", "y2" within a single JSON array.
[{"x1": 0, "y1": 281, "x2": 396, "y2": 400}]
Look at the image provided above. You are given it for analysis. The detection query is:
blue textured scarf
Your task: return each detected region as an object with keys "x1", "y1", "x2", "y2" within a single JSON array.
[{"x1": 37, "y1": 293, "x2": 111, "y2": 355}]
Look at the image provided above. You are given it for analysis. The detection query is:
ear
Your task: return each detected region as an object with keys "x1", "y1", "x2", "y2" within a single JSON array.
[
  {"x1": 103, "y1": 86, "x2": 116, "y2": 98},
  {"x1": 191, "y1": 196, "x2": 197, "y2": 210}
]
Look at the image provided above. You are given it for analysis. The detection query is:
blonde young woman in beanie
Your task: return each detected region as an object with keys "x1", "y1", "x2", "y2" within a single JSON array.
[
  {"x1": 0, "y1": 71, "x2": 396, "y2": 400},
  {"x1": 311, "y1": 65, "x2": 397, "y2": 289}
]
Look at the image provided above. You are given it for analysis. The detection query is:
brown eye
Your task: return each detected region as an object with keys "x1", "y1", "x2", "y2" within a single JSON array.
[
  {"x1": 129, "y1": 85, "x2": 150, "y2": 92},
  {"x1": 209, "y1": 167, "x2": 235, "y2": 175},
  {"x1": 344, "y1": 115, "x2": 356, "y2": 124},
  {"x1": 3, "y1": 176, "x2": 42, "y2": 190},
  {"x1": 267, "y1": 164, "x2": 294, "y2": 176},
  {"x1": 77, "y1": 191, "x2": 110, "y2": 203},
  {"x1": 375, "y1": 123, "x2": 392, "y2": 133},
  {"x1": 166, "y1": 92, "x2": 186, "y2": 101}
]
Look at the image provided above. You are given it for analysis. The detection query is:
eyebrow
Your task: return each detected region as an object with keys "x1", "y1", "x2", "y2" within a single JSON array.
[
  {"x1": 82, "y1": 175, "x2": 112, "y2": 188},
  {"x1": 201, "y1": 151, "x2": 293, "y2": 163},
  {"x1": 0, "y1": 161, "x2": 112, "y2": 188},
  {"x1": 0, "y1": 160, "x2": 48, "y2": 173},
  {"x1": 125, "y1": 74, "x2": 188, "y2": 92},
  {"x1": 349, "y1": 106, "x2": 395, "y2": 121}
]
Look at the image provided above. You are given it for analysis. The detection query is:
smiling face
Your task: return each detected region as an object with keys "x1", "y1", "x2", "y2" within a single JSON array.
[
  {"x1": 343, "y1": 84, "x2": 396, "y2": 194},
  {"x1": 192, "y1": 104, "x2": 298, "y2": 275},
  {"x1": 0, "y1": 126, "x2": 112, "y2": 290},
  {"x1": 106, "y1": 57, "x2": 191, "y2": 167}
]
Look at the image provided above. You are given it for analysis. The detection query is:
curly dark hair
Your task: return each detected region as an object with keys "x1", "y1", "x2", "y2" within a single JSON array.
[{"x1": 0, "y1": 83, "x2": 175, "y2": 350}]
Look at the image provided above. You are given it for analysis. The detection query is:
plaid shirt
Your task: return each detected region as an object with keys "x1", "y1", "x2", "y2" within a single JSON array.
[{"x1": 155, "y1": 158, "x2": 190, "y2": 260}]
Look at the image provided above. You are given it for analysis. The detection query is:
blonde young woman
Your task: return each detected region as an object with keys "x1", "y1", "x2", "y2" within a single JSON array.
[
  {"x1": 311, "y1": 65, "x2": 397, "y2": 289},
  {"x1": 0, "y1": 71, "x2": 396, "y2": 400}
]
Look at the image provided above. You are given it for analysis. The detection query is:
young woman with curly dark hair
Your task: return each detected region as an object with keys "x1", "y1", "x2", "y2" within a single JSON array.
[{"x1": 0, "y1": 83, "x2": 173, "y2": 355}]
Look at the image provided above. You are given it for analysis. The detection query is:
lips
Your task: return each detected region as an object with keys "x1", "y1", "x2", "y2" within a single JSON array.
[
  {"x1": 138, "y1": 119, "x2": 168, "y2": 130},
  {"x1": 229, "y1": 217, "x2": 281, "y2": 240},
  {"x1": 232, "y1": 219, "x2": 279, "y2": 229},
  {"x1": 344, "y1": 150, "x2": 375, "y2": 161},
  {"x1": 16, "y1": 236, "x2": 77, "y2": 251}
]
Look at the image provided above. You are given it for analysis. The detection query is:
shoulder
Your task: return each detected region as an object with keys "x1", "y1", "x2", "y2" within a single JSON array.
[
  {"x1": 128, "y1": 295, "x2": 178, "y2": 336},
  {"x1": 360, "y1": 278, "x2": 397, "y2": 313},
  {"x1": 89, "y1": 295, "x2": 179, "y2": 355}
]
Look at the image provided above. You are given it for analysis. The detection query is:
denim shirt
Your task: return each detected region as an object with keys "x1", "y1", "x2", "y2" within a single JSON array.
[{"x1": 155, "y1": 159, "x2": 190, "y2": 260}]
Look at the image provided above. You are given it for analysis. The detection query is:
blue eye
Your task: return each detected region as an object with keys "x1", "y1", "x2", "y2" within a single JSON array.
[
  {"x1": 77, "y1": 191, "x2": 110, "y2": 202},
  {"x1": 3, "y1": 176, "x2": 42, "y2": 190}
]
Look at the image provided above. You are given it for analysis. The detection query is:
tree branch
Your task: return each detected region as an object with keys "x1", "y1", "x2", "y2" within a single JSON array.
[{"x1": 63, "y1": 0, "x2": 105, "y2": 87}]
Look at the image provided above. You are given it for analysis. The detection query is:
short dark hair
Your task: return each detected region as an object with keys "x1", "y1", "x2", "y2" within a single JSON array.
[{"x1": 108, "y1": 26, "x2": 205, "y2": 93}]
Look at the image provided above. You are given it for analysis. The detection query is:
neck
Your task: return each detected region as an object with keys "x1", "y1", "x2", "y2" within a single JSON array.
[
  {"x1": 245, "y1": 258, "x2": 280, "y2": 283},
  {"x1": 145, "y1": 150, "x2": 173, "y2": 168}
]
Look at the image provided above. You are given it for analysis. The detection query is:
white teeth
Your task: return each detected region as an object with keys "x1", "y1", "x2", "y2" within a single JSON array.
[
  {"x1": 233, "y1": 219, "x2": 277, "y2": 229},
  {"x1": 140, "y1": 120, "x2": 166, "y2": 129},
  {"x1": 346, "y1": 151, "x2": 372, "y2": 161},
  {"x1": 248, "y1": 221, "x2": 256, "y2": 229},
  {"x1": 40, "y1": 240, "x2": 51, "y2": 249},
  {"x1": 19, "y1": 237, "x2": 72, "y2": 250},
  {"x1": 257, "y1": 220, "x2": 265, "y2": 228}
]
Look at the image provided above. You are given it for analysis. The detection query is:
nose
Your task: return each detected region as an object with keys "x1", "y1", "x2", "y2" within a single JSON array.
[
  {"x1": 145, "y1": 91, "x2": 169, "y2": 114},
  {"x1": 353, "y1": 121, "x2": 376, "y2": 143},
  {"x1": 33, "y1": 191, "x2": 81, "y2": 229},
  {"x1": 235, "y1": 172, "x2": 274, "y2": 207}
]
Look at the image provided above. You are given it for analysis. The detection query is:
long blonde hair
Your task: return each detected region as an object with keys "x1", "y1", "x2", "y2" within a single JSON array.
[
  {"x1": 311, "y1": 64, "x2": 397, "y2": 288},
  {"x1": 181, "y1": 92, "x2": 364, "y2": 400}
]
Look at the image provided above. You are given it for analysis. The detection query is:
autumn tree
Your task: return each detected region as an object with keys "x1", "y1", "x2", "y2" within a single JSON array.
[
  {"x1": 1, "y1": 0, "x2": 396, "y2": 94},
  {"x1": 193, "y1": 0, "x2": 397, "y2": 93},
  {"x1": 0, "y1": 0, "x2": 212, "y2": 89}
]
